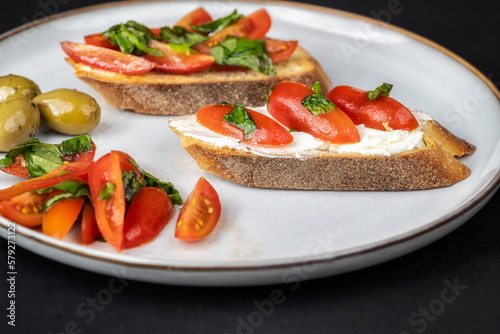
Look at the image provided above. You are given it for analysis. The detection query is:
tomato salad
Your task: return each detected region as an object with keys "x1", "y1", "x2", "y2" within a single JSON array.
[
  {"x1": 0, "y1": 136, "x2": 221, "y2": 251},
  {"x1": 195, "y1": 82, "x2": 418, "y2": 147},
  {"x1": 61, "y1": 7, "x2": 298, "y2": 76}
]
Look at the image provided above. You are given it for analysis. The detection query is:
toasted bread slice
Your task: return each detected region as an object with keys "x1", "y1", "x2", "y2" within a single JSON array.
[
  {"x1": 66, "y1": 46, "x2": 330, "y2": 115},
  {"x1": 169, "y1": 115, "x2": 475, "y2": 191}
]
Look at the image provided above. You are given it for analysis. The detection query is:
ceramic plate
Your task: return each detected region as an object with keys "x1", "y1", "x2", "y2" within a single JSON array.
[{"x1": 1, "y1": 1, "x2": 499, "y2": 286}]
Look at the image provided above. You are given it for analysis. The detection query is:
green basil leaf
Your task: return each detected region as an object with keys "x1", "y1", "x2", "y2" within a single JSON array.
[
  {"x1": 103, "y1": 21, "x2": 164, "y2": 56},
  {"x1": 159, "y1": 26, "x2": 208, "y2": 45},
  {"x1": 367, "y1": 83, "x2": 393, "y2": 101},
  {"x1": 24, "y1": 143, "x2": 64, "y2": 178},
  {"x1": 223, "y1": 104, "x2": 258, "y2": 140},
  {"x1": 192, "y1": 10, "x2": 244, "y2": 33},
  {"x1": 42, "y1": 193, "x2": 77, "y2": 212},
  {"x1": 0, "y1": 156, "x2": 14, "y2": 169},
  {"x1": 211, "y1": 36, "x2": 276, "y2": 76},
  {"x1": 122, "y1": 170, "x2": 144, "y2": 203},
  {"x1": 301, "y1": 82, "x2": 336, "y2": 116},
  {"x1": 58, "y1": 134, "x2": 93, "y2": 156},
  {"x1": 48, "y1": 180, "x2": 90, "y2": 198},
  {"x1": 0, "y1": 139, "x2": 40, "y2": 168},
  {"x1": 99, "y1": 183, "x2": 116, "y2": 200},
  {"x1": 169, "y1": 43, "x2": 195, "y2": 55}
]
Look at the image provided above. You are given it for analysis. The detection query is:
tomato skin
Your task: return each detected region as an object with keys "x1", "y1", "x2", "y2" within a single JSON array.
[
  {"x1": 81, "y1": 201, "x2": 101, "y2": 245},
  {"x1": 267, "y1": 82, "x2": 360, "y2": 144},
  {"x1": 88, "y1": 152, "x2": 125, "y2": 252},
  {"x1": 84, "y1": 33, "x2": 120, "y2": 50},
  {"x1": 61, "y1": 41, "x2": 156, "y2": 74},
  {"x1": 1, "y1": 154, "x2": 30, "y2": 178},
  {"x1": 326, "y1": 85, "x2": 419, "y2": 131},
  {"x1": 122, "y1": 187, "x2": 174, "y2": 249},
  {"x1": 42, "y1": 197, "x2": 85, "y2": 239},
  {"x1": 144, "y1": 40, "x2": 215, "y2": 74},
  {"x1": 265, "y1": 38, "x2": 298, "y2": 63},
  {"x1": 175, "y1": 177, "x2": 221, "y2": 241},
  {"x1": 0, "y1": 161, "x2": 91, "y2": 202},
  {"x1": 110, "y1": 150, "x2": 142, "y2": 179},
  {"x1": 174, "y1": 7, "x2": 213, "y2": 32},
  {"x1": 196, "y1": 104, "x2": 293, "y2": 146},
  {"x1": 0, "y1": 190, "x2": 63, "y2": 228}
]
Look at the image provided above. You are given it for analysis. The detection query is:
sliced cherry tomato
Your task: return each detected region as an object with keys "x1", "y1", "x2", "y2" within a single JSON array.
[
  {"x1": 326, "y1": 85, "x2": 419, "y2": 131},
  {"x1": 174, "y1": 7, "x2": 213, "y2": 32},
  {"x1": 81, "y1": 200, "x2": 101, "y2": 245},
  {"x1": 42, "y1": 197, "x2": 85, "y2": 239},
  {"x1": 196, "y1": 104, "x2": 293, "y2": 146},
  {"x1": 110, "y1": 150, "x2": 142, "y2": 179},
  {"x1": 122, "y1": 187, "x2": 174, "y2": 249},
  {"x1": 175, "y1": 177, "x2": 221, "y2": 241},
  {"x1": 61, "y1": 41, "x2": 156, "y2": 74},
  {"x1": 267, "y1": 81, "x2": 360, "y2": 144},
  {"x1": 0, "y1": 190, "x2": 64, "y2": 228},
  {"x1": 144, "y1": 40, "x2": 215, "y2": 74},
  {"x1": 265, "y1": 38, "x2": 298, "y2": 63},
  {"x1": 0, "y1": 161, "x2": 91, "y2": 202},
  {"x1": 194, "y1": 9, "x2": 271, "y2": 53},
  {"x1": 88, "y1": 152, "x2": 125, "y2": 252},
  {"x1": 84, "y1": 33, "x2": 120, "y2": 50}
]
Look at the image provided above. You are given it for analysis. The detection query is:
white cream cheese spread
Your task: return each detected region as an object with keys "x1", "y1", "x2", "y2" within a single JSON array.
[{"x1": 169, "y1": 107, "x2": 432, "y2": 158}]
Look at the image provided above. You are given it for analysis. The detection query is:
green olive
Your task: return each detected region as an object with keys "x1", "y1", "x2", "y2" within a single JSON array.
[
  {"x1": 0, "y1": 97, "x2": 40, "y2": 152},
  {"x1": 33, "y1": 88, "x2": 101, "y2": 135},
  {"x1": 0, "y1": 74, "x2": 41, "y2": 102}
]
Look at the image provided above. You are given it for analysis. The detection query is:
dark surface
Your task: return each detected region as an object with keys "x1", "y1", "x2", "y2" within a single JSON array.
[{"x1": 1, "y1": 0, "x2": 499, "y2": 333}]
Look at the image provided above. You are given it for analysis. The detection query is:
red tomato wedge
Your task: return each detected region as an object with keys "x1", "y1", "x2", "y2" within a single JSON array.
[
  {"x1": 267, "y1": 82, "x2": 360, "y2": 144},
  {"x1": 88, "y1": 153, "x2": 125, "y2": 252},
  {"x1": 144, "y1": 40, "x2": 215, "y2": 74},
  {"x1": 1, "y1": 141, "x2": 97, "y2": 179},
  {"x1": 111, "y1": 150, "x2": 142, "y2": 179},
  {"x1": 0, "y1": 190, "x2": 64, "y2": 228},
  {"x1": 81, "y1": 201, "x2": 101, "y2": 245},
  {"x1": 175, "y1": 177, "x2": 221, "y2": 241},
  {"x1": 196, "y1": 104, "x2": 293, "y2": 146},
  {"x1": 61, "y1": 41, "x2": 156, "y2": 74},
  {"x1": 0, "y1": 161, "x2": 91, "y2": 202},
  {"x1": 326, "y1": 85, "x2": 419, "y2": 131},
  {"x1": 194, "y1": 9, "x2": 271, "y2": 52},
  {"x1": 265, "y1": 38, "x2": 298, "y2": 63},
  {"x1": 42, "y1": 197, "x2": 85, "y2": 239},
  {"x1": 84, "y1": 33, "x2": 120, "y2": 50},
  {"x1": 174, "y1": 7, "x2": 213, "y2": 32},
  {"x1": 122, "y1": 187, "x2": 174, "y2": 249}
]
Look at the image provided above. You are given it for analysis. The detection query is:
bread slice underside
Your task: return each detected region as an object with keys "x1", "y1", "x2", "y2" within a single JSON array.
[
  {"x1": 66, "y1": 46, "x2": 330, "y2": 115},
  {"x1": 169, "y1": 119, "x2": 475, "y2": 191}
]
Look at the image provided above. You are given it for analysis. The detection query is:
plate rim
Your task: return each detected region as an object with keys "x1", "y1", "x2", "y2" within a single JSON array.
[{"x1": 1, "y1": 0, "x2": 500, "y2": 275}]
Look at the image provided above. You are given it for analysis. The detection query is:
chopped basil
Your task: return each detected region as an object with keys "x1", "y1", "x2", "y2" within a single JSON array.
[
  {"x1": 121, "y1": 170, "x2": 144, "y2": 203},
  {"x1": 24, "y1": 143, "x2": 64, "y2": 178},
  {"x1": 103, "y1": 21, "x2": 164, "y2": 56},
  {"x1": 301, "y1": 82, "x2": 336, "y2": 116},
  {"x1": 222, "y1": 103, "x2": 258, "y2": 140},
  {"x1": 211, "y1": 36, "x2": 276, "y2": 76},
  {"x1": 367, "y1": 83, "x2": 393, "y2": 101},
  {"x1": 58, "y1": 134, "x2": 93, "y2": 156},
  {"x1": 159, "y1": 26, "x2": 208, "y2": 46},
  {"x1": 42, "y1": 193, "x2": 77, "y2": 212},
  {"x1": 126, "y1": 158, "x2": 182, "y2": 205},
  {"x1": 99, "y1": 183, "x2": 116, "y2": 200},
  {"x1": 35, "y1": 180, "x2": 90, "y2": 211},
  {"x1": 169, "y1": 43, "x2": 196, "y2": 55},
  {"x1": 192, "y1": 10, "x2": 244, "y2": 34},
  {"x1": 0, "y1": 135, "x2": 94, "y2": 178}
]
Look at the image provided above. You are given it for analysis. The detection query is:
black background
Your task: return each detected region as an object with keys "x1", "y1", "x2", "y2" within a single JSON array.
[{"x1": 1, "y1": 1, "x2": 499, "y2": 333}]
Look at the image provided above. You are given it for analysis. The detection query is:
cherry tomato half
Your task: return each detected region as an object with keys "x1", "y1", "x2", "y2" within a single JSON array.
[
  {"x1": 175, "y1": 177, "x2": 221, "y2": 241},
  {"x1": 61, "y1": 41, "x2": 156, "y2": 74},
  {"x1": 144, "y1": 40, "x2": 215, "y2": 74},
  {"x1": 42, "y1": 197, "x2": 85, "y2": 239},
  {"x1": 0, "y1": 190, "x2": 64, "y2": 228},
  {"x1": 196, "y1": 104, "x2": 293, "y2": 146},
  {"x1": 84, "y1": 33, "x2": 120, "y2": 50},
  {"x1": 81, "y1": 200, "x2": 101, "y2": 245},
  {"x1": 88, "y1": 152, "x2": 125, "y2": 252},
  {"x1": 174, "y1": 7, "x2": 213, "y2": 32},
  {"x1": 123, "y1": 187, "x2": 174, "y2": 249},
  {"x1": 267, "y1": 81, "x2": 360, "y2": 144},
  {"x1": 265, "y1": 38, "x2": 298, "y2": 63},
  {"x1": 326, "y1": 85, "x2": 419, "y2": 131}
]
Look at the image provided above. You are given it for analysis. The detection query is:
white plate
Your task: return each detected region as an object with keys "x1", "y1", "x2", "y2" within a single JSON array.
[{"x1": 0, "y1": 1, "x2": 499, "y2": 286}]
